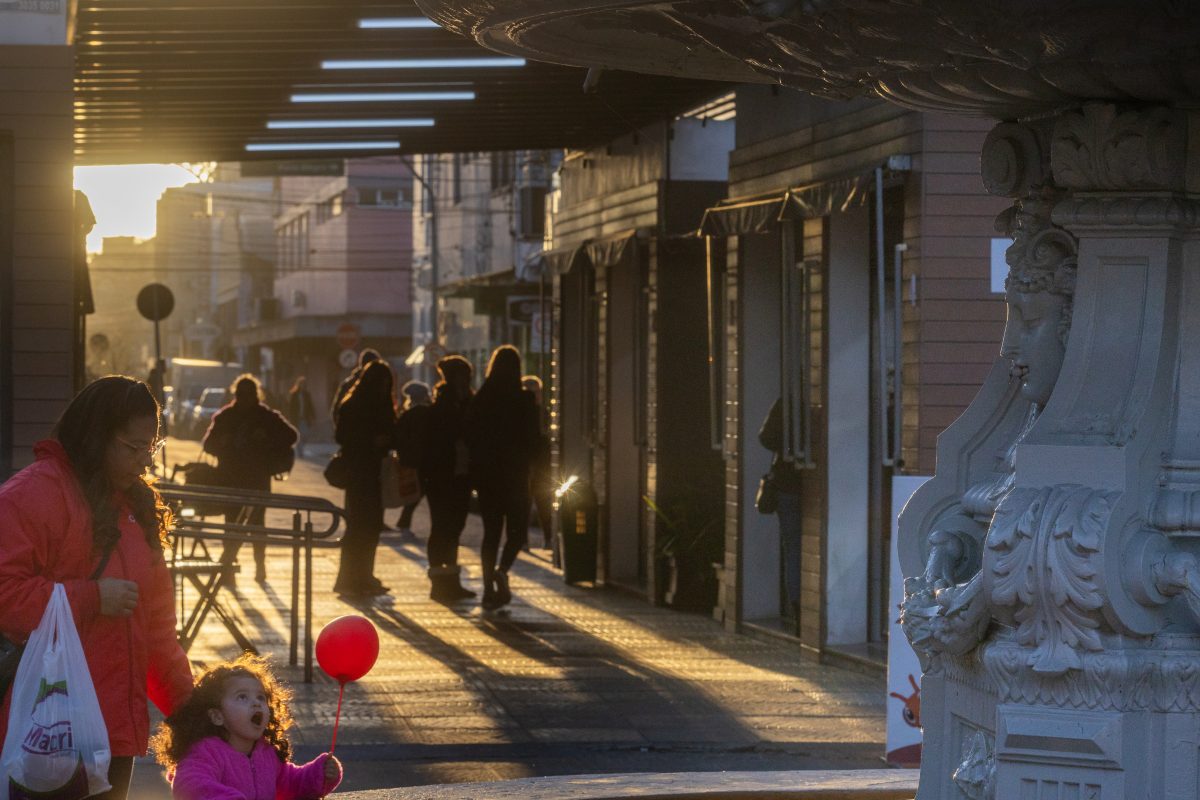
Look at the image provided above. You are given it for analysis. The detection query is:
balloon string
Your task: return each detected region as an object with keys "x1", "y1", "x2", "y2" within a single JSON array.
[{"x1": 331, "y1": 681, "x2": 345, "y2": 755}]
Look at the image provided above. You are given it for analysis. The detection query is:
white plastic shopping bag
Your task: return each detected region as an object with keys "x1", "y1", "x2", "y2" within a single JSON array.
[{"x1": 1, "y1": 584, "x2": 110, "y2": 798}]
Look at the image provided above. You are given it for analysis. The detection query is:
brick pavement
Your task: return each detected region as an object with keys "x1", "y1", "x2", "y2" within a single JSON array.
[{"x1": 129, "y1": 437, "x2": 887, "y2": 797}]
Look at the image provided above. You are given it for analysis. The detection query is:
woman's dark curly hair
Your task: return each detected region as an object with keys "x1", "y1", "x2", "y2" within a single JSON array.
[
  {"x1": 52, "y1": 375, "x2": 172, "y2": 556},
  {"x1": 151, "y1": 653, "x2": 294, "y2": 769}
]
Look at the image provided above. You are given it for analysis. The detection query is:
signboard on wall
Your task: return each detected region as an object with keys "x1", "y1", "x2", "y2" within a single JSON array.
[
  {"x1": 886, "y1": 475, "x2": 931, "y2": 768},
  {"x1": 507, "y1": 296, "x2": 541, "y2": 325},
  {"x1": 0, "y1": 0, "x2": 69, "y2": 45}
]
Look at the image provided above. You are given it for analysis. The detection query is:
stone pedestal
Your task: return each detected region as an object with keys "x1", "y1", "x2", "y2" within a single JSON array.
[{"x1": 899, "y1": 104, "x2": 1200, "y2": 799}]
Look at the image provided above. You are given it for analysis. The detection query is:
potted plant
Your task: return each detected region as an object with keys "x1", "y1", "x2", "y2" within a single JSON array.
[{"x1": 644, "y1": 494, "x2": 723, "y2": 611}]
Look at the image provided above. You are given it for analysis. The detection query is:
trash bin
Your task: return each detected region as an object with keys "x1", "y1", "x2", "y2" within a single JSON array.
[{"x1": 555, "y1": 477, "x2": 597, "y2": 585}]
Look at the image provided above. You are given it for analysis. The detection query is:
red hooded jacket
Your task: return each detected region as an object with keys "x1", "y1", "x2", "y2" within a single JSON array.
[{"x1": 0, "y1": 440, "x2": 193, "y2": 756}]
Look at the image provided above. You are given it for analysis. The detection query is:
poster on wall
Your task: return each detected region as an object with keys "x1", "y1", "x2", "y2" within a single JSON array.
[
  {"x1": 886, "y1": 474, "x2": 931, "y2": 768},
  {"x1": 0, "y1": 0, "x2": 69, "y2": 45}
]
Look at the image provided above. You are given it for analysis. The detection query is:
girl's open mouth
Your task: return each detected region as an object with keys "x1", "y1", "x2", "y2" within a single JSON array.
[{"x1": 250, "y1": 711, "x2": 264, "y2": 726}]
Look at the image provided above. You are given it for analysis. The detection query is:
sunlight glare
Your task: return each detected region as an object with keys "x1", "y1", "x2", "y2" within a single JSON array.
[{"x1": 73, "y1": 163, "x2": 197, "y2": 253}]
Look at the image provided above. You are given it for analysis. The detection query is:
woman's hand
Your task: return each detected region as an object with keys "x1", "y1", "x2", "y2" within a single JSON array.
[{"x1": 98, "y1": 578, "x2": 139, "y2": 616}]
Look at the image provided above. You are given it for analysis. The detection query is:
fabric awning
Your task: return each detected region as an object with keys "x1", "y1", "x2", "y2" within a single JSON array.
[
  {"x1": 541, "y1": 244, "x2": 589, "y2": 276},
  {"x1": 698, "y1": 164, "x2": 905, "y2": 237},
  {"x1": 585, "y1": 230, "x2": 639, "y2": 269},
  {"x1": 698, "y1": 194, "x2": 790, "y2": 237},
  {"x1": 440, "y1": 267, "x2": 518, "y2": 298}
]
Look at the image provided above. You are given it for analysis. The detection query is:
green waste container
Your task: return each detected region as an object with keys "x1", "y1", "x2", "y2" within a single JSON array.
[{"x1": 556, "y1": 478, "x2": 597, "y2": 585}]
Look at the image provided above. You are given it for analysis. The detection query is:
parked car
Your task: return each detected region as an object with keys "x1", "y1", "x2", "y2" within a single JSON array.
[
  {"x1": 188, "y1": 387, "x2": 228, "y2": 439},
  {"x1": 174, "y1": 384, "x2": 208, "y2": 439}
]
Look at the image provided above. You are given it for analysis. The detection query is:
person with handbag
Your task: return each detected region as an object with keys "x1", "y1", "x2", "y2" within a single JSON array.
[
  {"x1": 0, "y1": 376, "x2": 194, "y2": 798},
  {"x1": 757, "y1": 396, "x2": 805, "y2": 619},
  {"x1": 332, "y1": 360, "x2": 397, "y2": 597},
  {"x1": 202, "y1": 374, "x2": 298, "y2": 585}
]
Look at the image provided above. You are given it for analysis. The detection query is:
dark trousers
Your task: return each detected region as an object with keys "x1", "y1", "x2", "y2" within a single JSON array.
[
  {"x1": 221, "y1": 503, "x2": 267, "y2": 572},
  {"x1": 426, "y1": 480, "x2": 470, "y2": 568},
  {"x1": 478, "y1": 479, "x2": 531, "y2": 577},
  {"x1": 397, "y1": 497, "x2": 421, "y2": 529},
  {"x1": 91, "y1": 756, "x2": 134, "y2": 799},
  {"x1": 337, "y1": 465, "x2": 383, "y2": 589}
]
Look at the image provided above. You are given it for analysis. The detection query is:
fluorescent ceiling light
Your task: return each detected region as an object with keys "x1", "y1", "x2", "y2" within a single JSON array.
[
  {"x1": 267, "y1": 119, "x2": 434, "y2": 129},
  {"x1": 245, "y1": 141, "x2": 400, "y2": 152},
  {"x1": 291, "y1": 91, "x2": 475, "y2": 103},
  {"x1": 358, "y1": 18, "x2": 440, "y2": 29},
  {"x1": 322, "y1": 57, "x2": 525, "y2": 70}
]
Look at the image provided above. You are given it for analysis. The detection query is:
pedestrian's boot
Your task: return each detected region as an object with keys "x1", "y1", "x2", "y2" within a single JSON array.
[
  {"x1": 480, "y1": 563, "x2": 501, "y2": 611},
  {"x1": 429, "y1": 565, "x2": 472, "y2": 605},
  {"x1": 494, "y1": 570, "x2": 512, "y2": 608}
]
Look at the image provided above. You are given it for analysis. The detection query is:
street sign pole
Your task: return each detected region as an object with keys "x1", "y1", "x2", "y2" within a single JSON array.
[{"x1": 137, "y1": 283, "x2": 175, "y2": 475}]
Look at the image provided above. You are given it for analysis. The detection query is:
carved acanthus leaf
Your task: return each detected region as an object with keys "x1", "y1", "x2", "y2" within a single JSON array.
[
  {"x1": 1051, "y1": 104, "x2": 1186, "y2": 192},
  {"x1": 952, "y1": 730, "x2": 996, "y2": 800},
  {"x1": 987, "y1": 485, "x2": 1116, "y2": 675}
]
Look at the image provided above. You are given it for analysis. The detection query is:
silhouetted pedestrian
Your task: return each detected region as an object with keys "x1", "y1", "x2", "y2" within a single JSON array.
[
  {"x1": 393, "y1": 380, "x2": 431, "y2": 540},
  {"x1": 286, "y1": 376, "x2": 316, "y2": 458},
  {"x1": 202, "y1": 374, "x2": 297, "y2": 585},
  {"x1": 467, "y1": 346, "x2": 540, "y2": 611},
  {"x1": 522, "y1": 375, "x2": 554, "y2": 548},
  {"x1": 418, "y1": 356, "x2": 476, "y2": 604},
  {"x1": 757, "y1": 396, "x2": 804, "y2": 617},
  {"x1": 331, "y1": 348, "x2": 381, "y2": 425},
  {"x1": 332, "y1": 360, "x2": 396, "y2": 597}
]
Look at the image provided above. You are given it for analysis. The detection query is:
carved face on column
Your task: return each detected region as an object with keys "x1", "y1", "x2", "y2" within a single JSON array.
[{"x1": 1000, "y1": 290, "x2": 1067, "y2": 407}]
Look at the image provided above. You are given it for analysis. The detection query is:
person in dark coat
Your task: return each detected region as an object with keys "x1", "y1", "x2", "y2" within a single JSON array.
[
  {"x1": 757, "y1": 396, "x2": 805, "y2": 616},
  {"x1": 418, "y1": 356, "x2": 476, "y2": 604},
  {"x1": 393, "y1": 380, "x2": 431, "y2": 540},
  {"x1": 330, "y1": 348, "x2": 381, "y2": 425},
  {"x1": 332, "y1": 360, "x2": 396, "y2": 597},
  {"x1": 202, "y1": 374, "x2": 297, "y2": 585},
  {"x1": 522, "y1": 375, "x2": 554, "y2": 549},
  {"x1": 286, "y1": 376, "x2": 316, "y2": 458},
  {"x1": 466, "y1": 346, "x2": 540, "y2": 611}
]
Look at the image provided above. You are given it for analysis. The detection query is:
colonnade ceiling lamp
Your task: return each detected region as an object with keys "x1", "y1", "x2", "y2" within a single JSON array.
[
  {"x1": 321, "y1": 57, "x2": 526, "y2": 70},
  {"x1": 290, "y1": 90, "x2": 475, "y2": 103},
  {"x1": 358, "y1": 18, "x2": 440, "y2": 28},
  {"x1": 245, "y1": 141, "x2": 401, "y2": 152},
  {"x1": 267, "y1": 119, "x2": 435, "y2": 129}
]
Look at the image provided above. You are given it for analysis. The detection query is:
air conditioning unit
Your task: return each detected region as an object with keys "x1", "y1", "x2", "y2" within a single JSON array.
[{"x1": 257, "y1": 297, "x2": 280, "y2": 322}]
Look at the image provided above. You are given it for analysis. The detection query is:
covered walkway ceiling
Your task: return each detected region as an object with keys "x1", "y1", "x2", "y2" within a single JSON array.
[{"x1": 74, "y1": 0, "x2": 725, "y2": 165}]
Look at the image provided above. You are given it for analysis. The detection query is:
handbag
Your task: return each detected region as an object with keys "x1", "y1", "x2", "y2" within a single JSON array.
[
  {"x1": 0, "y1": 548, "x2": 113, "y2": 701},
  {"x1": 323, "y1": 450, "x2": 350, "y2": 489},
  {"x1": 380, "y1": 451, "x2": 422, "y2": 509},
  {"x1": 1, "y1": 584, "x2": 112, "y2": 797},
  {"x1": 755, "y1": 471, "x2": 779, "y2": 515}
]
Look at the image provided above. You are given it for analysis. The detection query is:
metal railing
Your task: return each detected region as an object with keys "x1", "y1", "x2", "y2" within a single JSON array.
[{"x1": 157, "y1": 481, "x2": 343, "y2": 682}]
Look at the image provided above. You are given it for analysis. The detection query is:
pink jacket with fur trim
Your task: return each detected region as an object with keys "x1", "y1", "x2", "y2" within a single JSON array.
[{"x1": 171, "y1": 736, "x2": 341, "y2": 800}]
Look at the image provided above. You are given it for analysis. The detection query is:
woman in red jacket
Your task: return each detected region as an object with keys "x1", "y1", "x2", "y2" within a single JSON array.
[{"x1": 0, "y1": 376, "x2": 194, "y2": 798}]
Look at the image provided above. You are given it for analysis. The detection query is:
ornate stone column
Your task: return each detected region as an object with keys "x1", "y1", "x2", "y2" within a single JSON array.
[
  {"x1": 899, "y1": 104, "x2": 1200, "y2": 798},
  {"x1": 413, "y1": 2, "x2": 1200, "y2": 796}
]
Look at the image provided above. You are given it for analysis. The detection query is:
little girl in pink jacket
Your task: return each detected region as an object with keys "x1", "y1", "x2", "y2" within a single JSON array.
[{"x1": 152, "y1": 654, "x2": 341, "y2": 799}]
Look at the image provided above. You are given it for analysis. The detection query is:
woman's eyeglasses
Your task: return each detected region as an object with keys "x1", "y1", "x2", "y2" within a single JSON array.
[{"x1": 115, "y1": 436, "x2": 167, "y2": 458}]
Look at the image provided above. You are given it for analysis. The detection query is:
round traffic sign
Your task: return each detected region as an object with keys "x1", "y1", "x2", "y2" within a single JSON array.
[
  {"x1": 136, "y1": 283, "x2": 175, "y2": 322},
  {"x1": 335, "y1": 323, "x2": 361, "y2": 350},
  {"x1": 338, "y1": 348, "x2": 358, "y2": 369}
]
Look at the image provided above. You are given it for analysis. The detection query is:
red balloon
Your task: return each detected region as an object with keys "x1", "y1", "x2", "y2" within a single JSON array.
[{"x1": 316, "y1": 615, "x2": 379, "y2": 683}]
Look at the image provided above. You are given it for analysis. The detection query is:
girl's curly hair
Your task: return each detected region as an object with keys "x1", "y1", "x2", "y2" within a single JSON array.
[{"x1": 151, "y1": 653, "x2": 294, "y2": 770}]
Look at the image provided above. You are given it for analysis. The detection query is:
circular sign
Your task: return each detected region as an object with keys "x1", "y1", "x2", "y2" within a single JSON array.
[
  {"x1": 335, "y1": 323, "x2": 361, "y2": 350},
  {"x1": 136, "y1": 283, "x2": 175, "y2": 322},
  {"x1": 338, "y1": 348, "x2": 358, "y2": 369}
]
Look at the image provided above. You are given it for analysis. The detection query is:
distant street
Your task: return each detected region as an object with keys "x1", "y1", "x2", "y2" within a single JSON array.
[{"x1": 129, "y1": 436, "x2": 886, "y2": 798}]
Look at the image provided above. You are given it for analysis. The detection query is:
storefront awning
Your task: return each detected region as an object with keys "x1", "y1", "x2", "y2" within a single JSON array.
[
  {"x1": 440, "y1": 268, "x2": 518, "y2": 298},
  {"x1": 585, "y1": 230, "x2": 639, "y2": 269},
  {"x1": 698, "y1": 163, "x2": 906, "y2": 237},
  {"x1": 541, "y1": 245, "x2": 589, "y2": 276}
]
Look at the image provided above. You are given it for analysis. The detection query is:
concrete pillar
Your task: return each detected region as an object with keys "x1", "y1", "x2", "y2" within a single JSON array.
[{"x1": 0, "y1": 9, "x2": 77, "y2": 475}]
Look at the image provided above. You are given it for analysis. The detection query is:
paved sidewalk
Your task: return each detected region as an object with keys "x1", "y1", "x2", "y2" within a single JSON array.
[{"x1": 130, "y1": 437, "x2": 887, "y2": 797}]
